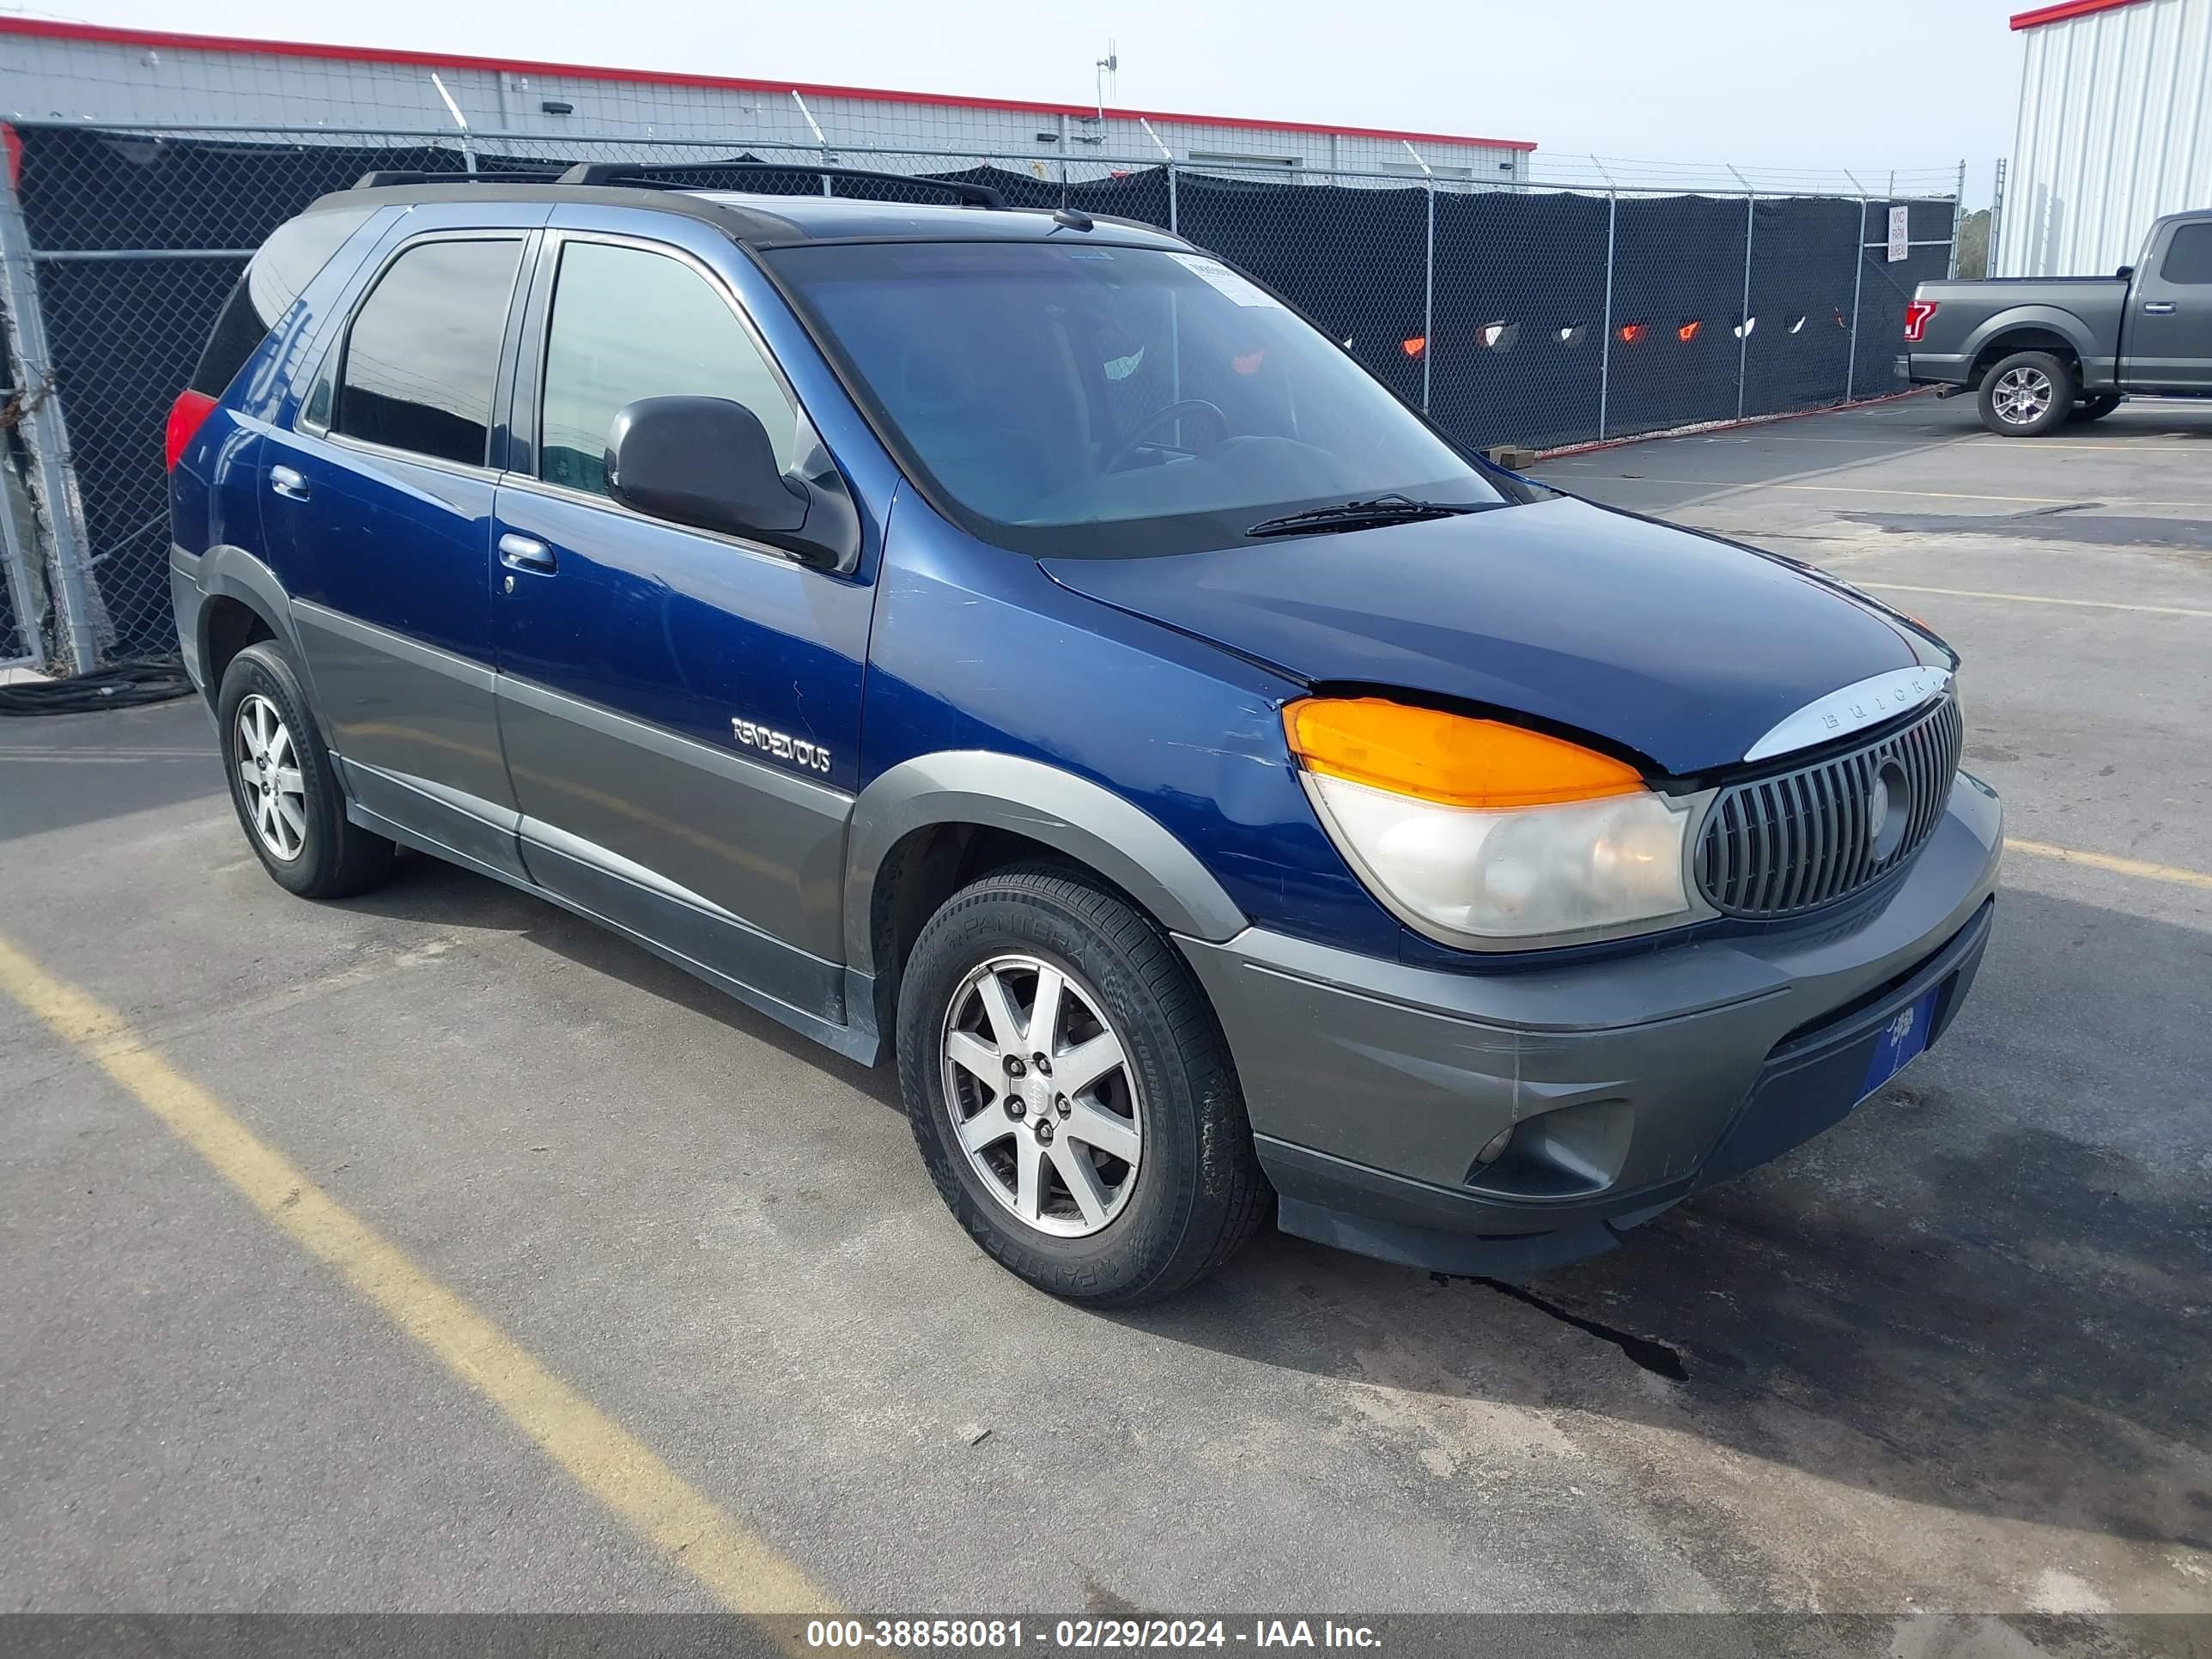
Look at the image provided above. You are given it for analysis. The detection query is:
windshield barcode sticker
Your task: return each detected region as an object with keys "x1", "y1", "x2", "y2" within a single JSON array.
[{"x1": 1168, "y1": 252, "x2": 1281, "y2": 308}]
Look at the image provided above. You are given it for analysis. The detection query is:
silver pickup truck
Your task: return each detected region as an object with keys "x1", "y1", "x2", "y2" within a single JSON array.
[{"x1": 1899, "y1": 209, "x2": 2212, "y2": 435}]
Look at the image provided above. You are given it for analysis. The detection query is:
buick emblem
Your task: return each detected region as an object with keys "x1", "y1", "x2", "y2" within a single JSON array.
[{"x1": 1869, "y1": 760, "x2": 1911, "y2": 861}]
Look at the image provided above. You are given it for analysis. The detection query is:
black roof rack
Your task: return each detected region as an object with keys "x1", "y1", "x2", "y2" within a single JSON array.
[
  {"x1": 351, "y1": 167, "x2": 564, "y2": 188},
  {"x1": 553, "y1": 160, "x2": 1006, "y2": 208}
]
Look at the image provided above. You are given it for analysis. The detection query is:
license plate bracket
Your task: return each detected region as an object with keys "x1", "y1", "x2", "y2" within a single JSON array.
[{"x1": 1861, "y1": 985, "x2": 1940, "y2": 1099}]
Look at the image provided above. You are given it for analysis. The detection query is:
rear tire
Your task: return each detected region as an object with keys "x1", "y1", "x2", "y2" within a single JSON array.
[
  {"x1": 216, "y1": 641, "x2": 396, "y2": 899},
  {"x1": 2069, "y1": 393, "x2": 2123, "y2": 423},
  {"x1": 1977, "y1": 349, "x2": 2075, "y2": 436},
  {"x1": 896, "y1": 863, "x2": 1269, "y2": 1305}
]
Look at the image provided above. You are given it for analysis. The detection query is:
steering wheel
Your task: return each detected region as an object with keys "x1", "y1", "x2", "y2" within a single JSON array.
[{"x1": 1103, "y1": 399, "x2": 1231, "y2": 473}]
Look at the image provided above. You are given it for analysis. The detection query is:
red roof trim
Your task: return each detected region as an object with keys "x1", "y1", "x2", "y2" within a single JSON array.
[
  {"x1": 2011, "y1": 0, "x2": 2150, "y2": 29},
  {"x1": 0, "y1": 17, "x2": 1539, "y2": 151}
]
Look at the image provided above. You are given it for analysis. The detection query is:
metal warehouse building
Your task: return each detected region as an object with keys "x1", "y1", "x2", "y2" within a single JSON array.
[
  {"x1": 0, "y1": 18, "x2": 1534, "y2": 182},
  {"x1": 1999, "y1": 0, "x2": 2212, "y2": 276}
]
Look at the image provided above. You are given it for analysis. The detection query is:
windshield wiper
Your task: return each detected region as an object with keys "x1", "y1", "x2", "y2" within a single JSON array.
[{"x1": 1243, "y1": 494, "x2": 1486, "y2": 538}]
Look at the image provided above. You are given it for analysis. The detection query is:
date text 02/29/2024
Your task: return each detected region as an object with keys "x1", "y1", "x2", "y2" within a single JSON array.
[{"x1": 804, "y1": 1619, "x2": 1384, "y2": 1650}]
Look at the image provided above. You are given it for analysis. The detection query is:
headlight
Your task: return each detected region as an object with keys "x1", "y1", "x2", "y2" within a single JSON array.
[{"x1": 1285, "y1": 697, "x2": 1707, "y2": 949}]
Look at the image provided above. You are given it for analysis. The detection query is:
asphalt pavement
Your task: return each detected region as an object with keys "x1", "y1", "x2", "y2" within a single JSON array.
[{"x1": 3, "y1": 393, "x2": 2207, "y2": 1629}]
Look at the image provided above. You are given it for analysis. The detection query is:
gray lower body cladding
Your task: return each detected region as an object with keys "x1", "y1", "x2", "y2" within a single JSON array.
[{"x1": 1180, "y1": 775, "x2": 2004, "y2": 1276}]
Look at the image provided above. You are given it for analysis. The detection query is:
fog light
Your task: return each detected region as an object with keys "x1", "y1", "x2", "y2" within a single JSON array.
[{"x1": 1470, "y1": 1125, "x2": 1516, "y2": 1169}]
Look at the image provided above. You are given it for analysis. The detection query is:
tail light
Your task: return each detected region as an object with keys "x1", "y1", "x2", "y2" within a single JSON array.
[
  {"x1": 164, "y1": 388, "x2": 217, "y2": 471},
  {"x1": 1903, "y1": 301, "x2": 1938, "y2": 343}
]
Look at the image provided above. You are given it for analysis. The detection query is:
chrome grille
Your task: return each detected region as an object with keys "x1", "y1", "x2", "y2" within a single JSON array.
[{"x1": 1697, "y1": 695, "x2": 1963, "y2": 919}]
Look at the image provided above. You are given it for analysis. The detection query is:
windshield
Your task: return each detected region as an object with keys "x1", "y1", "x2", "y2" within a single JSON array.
[{"x1": 765, "y1": 240, "x2": 1509, "y2": 558}]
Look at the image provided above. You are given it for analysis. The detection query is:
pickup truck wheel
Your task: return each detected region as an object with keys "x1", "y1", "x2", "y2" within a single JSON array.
[
  {"x1": 2069, "y1": 393, "x2": 2124, "y2": 423},
  {"x1": 896, "y1": 863, "x2": 1269, "y2": 1305},
  {"x1": 216, "y1": 641, "x2": 396, "y2": 899},
  {"x1": 1978, "y1": 349, "x2": 2075, "y2": 436}
]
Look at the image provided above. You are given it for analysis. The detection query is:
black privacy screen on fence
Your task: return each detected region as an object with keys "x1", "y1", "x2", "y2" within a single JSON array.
[{"x1": 9, "y1": 125, "x2": 1953, "y2": 661}]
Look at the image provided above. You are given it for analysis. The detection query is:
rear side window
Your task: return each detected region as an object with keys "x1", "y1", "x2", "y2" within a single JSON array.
[
  {"x1": 537, "y1": 240, "x2": 798, "y2": 496},
  {"x1": 2158, "y1": 222, "x2": 2212, "y2": 284},
  {"x1": 337, "y1": 238, "x2": 525, "y2": 467},
  {"x1": 189, "y1": 207, "x2": 374, "y2": 398}
]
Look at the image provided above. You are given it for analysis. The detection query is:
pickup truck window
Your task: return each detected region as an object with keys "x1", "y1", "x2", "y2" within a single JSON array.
[{"x1": 2160, "y1": 223, "x2": 2212, "y2": 285}]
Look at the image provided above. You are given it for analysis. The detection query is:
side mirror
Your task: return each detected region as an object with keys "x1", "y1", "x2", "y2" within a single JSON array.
[
  {"x1": 605, "y1": 395, "x2": 857, "y2": 569},
  {"x1": 2116, "y1": 264, "x2": 2135, "y2": 281}
]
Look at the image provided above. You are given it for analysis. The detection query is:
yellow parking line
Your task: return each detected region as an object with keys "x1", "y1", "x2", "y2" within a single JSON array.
[
  {"x1": 2006, "y1": 840, "x2": 2212, "y2": 890},
  {"x1": 1858, "y1": 581, "x2": 2212, "y2": 619},
  {"x1": 0, "y1": 933, "x2": 837, "y2": 1631}
]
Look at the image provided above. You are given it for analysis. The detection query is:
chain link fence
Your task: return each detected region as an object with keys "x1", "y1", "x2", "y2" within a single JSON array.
[
  {"x1": 2, "y1": 434, "x2": 41, "y2": 668},
  {"x1": 2, "y1": 341, "x2": 42, "y2": 666},
  {"x1": 0, "y1": 120, "x2": 1960, "y2": 674}
]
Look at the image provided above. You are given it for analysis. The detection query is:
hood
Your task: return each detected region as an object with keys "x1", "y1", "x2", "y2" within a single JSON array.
[{"x1": 1042, "y1": 495, "x2": 1939, "y2": 776}]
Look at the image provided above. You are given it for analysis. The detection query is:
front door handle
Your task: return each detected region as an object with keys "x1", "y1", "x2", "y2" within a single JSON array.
[
  {"x1": 2142, "y1": 301, "x2": 2177, "y2": 314},
  {"x1": 498, "y1": 532, "x2": 556, "y2": 574},
  {"x1": 270, "y1": 465, "x2": 309, "y2": 501}
]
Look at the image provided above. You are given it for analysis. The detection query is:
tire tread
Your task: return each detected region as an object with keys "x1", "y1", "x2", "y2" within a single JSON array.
[
  {"x1": 218, "y1": 641, "x2": 396, "y2": 901},
  {"x1": 897, "y1": 861, "x2": 1268, "y2": 1305},
  {"x1": 1977, "y1": 349, "x2": 2076, "y2": 438}
]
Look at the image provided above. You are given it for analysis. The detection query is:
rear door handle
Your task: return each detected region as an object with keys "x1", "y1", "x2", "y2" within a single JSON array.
[
  {"x1": 269, "y1": 465, "x2": 309, "y2": 501},
  {"x1": 498, "y1": 532, "x2": 556, "y2": 574},
  {"x1": 2142, "y1": 301, "x2": 2177, "y2": 314}
]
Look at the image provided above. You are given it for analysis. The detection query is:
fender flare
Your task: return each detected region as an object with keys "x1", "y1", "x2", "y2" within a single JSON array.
[
  {"x1": 842, "y1": 750, "x2": 1248, "y2": 975},
  {"x1": 191, "y1": 544, "x2": 308, "y2": 669},
  {"x1": 1960, "y1": 305, "x2": 2110, "y2": 387}
]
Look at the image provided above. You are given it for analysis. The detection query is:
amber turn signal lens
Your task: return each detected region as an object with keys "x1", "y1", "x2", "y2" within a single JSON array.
[{"x1": 1284, "y1": 697, "x2": 1644, "y2": 809}]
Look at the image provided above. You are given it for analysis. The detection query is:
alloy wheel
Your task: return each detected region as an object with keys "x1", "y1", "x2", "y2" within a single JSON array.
[
  {"x1": 940, "y1": 953, "x2": 1143, "y2": 1238},
  {"x1": 234, "y1": 692, "x2": 308, "y2": 861},
  {"x1": 1991, "y1": 365, "x2": 2053, "y2": 426}
]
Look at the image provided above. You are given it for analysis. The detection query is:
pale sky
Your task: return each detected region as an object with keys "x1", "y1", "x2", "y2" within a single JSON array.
[{"x1": 21, "y1": 0, "x2": 2025, "y2": 202}]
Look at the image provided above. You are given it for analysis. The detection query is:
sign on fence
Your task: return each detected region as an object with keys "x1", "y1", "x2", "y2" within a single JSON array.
[{"x1": 1887, "y1": 204, "x2": 1911, "y2": 263}]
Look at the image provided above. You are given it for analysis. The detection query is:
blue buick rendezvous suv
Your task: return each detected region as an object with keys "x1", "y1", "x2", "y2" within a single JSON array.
[{"x1": 167, "y1": 165, "x2": 2001, "y2": 1304}]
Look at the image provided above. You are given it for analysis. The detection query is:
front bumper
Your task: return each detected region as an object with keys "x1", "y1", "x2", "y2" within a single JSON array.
[{"x1": 1179, "y1": 774, "x2": 2003, "y2": 1276}]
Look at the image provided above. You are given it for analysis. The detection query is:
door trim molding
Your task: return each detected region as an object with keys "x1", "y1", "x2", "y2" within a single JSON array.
[
  {"x1": 496, "y1": 671, "x2": 854, "y2": 816},
  {"x1": 337, "y1": 757, "x2": 529, "y2": 882},
  {"x1": 294, "y1": 598, "x2": 497, "y2": 694},
  {"x1": 519, "y1": 812, "x2": 744, "y2": 927},
  {"x1": 346, "y1": 795, "x2": 877, "y2": 1064}
]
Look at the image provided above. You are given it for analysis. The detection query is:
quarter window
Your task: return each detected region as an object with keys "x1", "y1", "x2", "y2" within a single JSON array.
[
  {"x1": 337, "y1": 238, "x2": 524, "y2": 466},
  {"x1": 2158, "y1": 222, "x2": 2212, "y2": 285},
  {"x1": 538, "y1": 240, "x2": 799, "y2": 498},
  {"x1": 192, "y1": 206, "x2": 374, "y2": 399}
]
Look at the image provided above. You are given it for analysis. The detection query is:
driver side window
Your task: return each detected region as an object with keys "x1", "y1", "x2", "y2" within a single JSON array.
[{"x1": 538, "y1": 240, "x2": 799, "y2": 497}]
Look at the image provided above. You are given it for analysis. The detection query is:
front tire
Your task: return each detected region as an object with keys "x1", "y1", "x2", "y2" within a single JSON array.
[
  {"x1": 1978, "y1": 349, "x2": 2075, "y2": 436},
  {"x1": 896, "y1": 863, "x2": 1269, "y2": 1305},
  {"x1": 216, "y1": 641, "x2": 395, "y2": 899}
]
